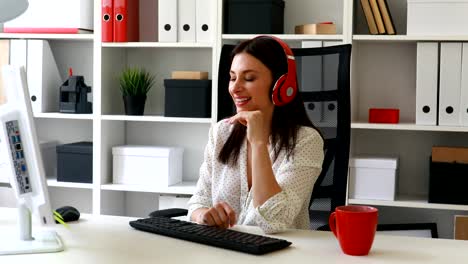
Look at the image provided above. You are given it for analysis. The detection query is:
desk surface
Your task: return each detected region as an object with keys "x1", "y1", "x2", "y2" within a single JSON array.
[{"x1": 1, "y1": 208, "x2": 468, "y2": 263}]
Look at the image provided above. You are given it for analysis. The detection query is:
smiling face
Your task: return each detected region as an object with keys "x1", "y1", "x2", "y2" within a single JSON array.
[{"x1": 229, "y1": 52, "x2": 275, "y2": 115}]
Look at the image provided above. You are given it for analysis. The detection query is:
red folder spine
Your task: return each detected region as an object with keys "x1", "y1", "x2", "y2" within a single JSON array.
[
  {"x1": 102, "y1": 0, "x2": 113, "y2": 42},
  {"x1": 113, "y1": 0, "x2": 139, "y2": 42}
]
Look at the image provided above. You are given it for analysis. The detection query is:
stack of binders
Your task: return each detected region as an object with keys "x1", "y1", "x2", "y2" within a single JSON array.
[
  {"x1": 416, "y1": 42, "x2": 468, "y2": 126},
  {"x1": 158, "y1": 0, "x2": 214, "y2": 43},
  {"x1": 9, "y1": 40, "x2": 62, "y2": 115},
  {"x1": 299, "y1": 40, "x2": 342, "y2": 126},
  {"x1": 102, "y1": 0, "x2": 139, "y2": 42},
  {"x1": 102, "y1": 0, "x2": 214, "y2": 43}
]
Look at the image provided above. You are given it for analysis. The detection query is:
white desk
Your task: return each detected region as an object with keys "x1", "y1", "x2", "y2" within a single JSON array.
[{"x1": 1, "y1": 208, "x2": 468, "y2": 263}]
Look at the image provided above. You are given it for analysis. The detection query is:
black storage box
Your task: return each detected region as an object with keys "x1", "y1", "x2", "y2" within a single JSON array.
[
  {"x1": 429, "y1": 160, "x2": 468, "y2": 205},
  {"x1": 57, "y1": 142, "x2": 93, "y2": 183},
  {"x1": 224, "y1": 0, "x2": 285, "y2": 34},
  {"x1": 164, "y1": 79, "x2": 211, "y2": 118}
]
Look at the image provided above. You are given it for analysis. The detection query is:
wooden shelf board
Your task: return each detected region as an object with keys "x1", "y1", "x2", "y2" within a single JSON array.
[
  {"x1": 353, "y1": 35, "x2": 468, "y2": 42},
  {"x1": 102, "y1": 42, "x2": 213, "y2": 48},
  {"x1": 34, "y1": 113, "x2": 94, "y2": 120},
  {"x1": 100, "y1": 181, "x2": 197, "y2": 195},
  {"x1": 351, "y1": 122, "x2": 468, "y2": 132},
  {"x1": 47, "y1": 179, "x2": 93, "y2": 189},
  {"x1": 349, "y1": 195, "x2": 468, "y2": 211},
  {"x1": 222, "y1": 34, "x2": 344, "y2": 41},
  {"x1": 101, "y1": 115, "x2": 212, "y2": 124},
  {"x1": 0, "y1": 33, "x2": 94, "y2": 41}
]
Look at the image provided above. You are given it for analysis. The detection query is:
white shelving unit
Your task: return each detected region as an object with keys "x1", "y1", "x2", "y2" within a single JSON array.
[
  {"x1": 350, "y1": 0, "x2": 468, "y2": 238},
  {"x1": 1, "y1": 0, "x2": 465, "y2": 237}
]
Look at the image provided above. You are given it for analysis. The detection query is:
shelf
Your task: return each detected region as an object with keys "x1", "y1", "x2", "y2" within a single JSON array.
[
  {"x1": 349, "y1": 195, "x2": 468, "y2": 211},
  {"x1": 34, "y1": 113, "x2": 94, "y2": 120},
  {"x1": 353, "y1": 35, "x2": 468, "y2": 42},
  {"x1": 222, "y1": 34, "x2": 344, "y2": 41},
  {"x1": 0, "y1": 33, "x2": 94, "y2": 41},
  {"x1": 101, "y1": 115, "x2": 212, "y2": 124},
  {"x1": 100, "y1": 181, "x2": 197, "y2": 195},
  {"x1": 102, "y1": 42, "x2": 214, "y2": 48},
  {"x1": 47, "y1": 179, "x2": 93, "y2": 189},
  {"x1": 351, "y1": 122, "x2": 468, "y2": 132}
]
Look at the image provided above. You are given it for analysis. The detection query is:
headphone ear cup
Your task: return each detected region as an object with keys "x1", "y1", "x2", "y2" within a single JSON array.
[
  {"x1": 272, "y1": 74, "x2": 287, "y2": 106},
  {"x1": 279, "y1": 78, "x2": 297, "y2": 105}
]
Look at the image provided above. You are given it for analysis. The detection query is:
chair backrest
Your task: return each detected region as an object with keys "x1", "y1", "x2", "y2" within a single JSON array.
[
  {"x1": 216, "y1": 43, "x2": 352, "y2": 231},
  {"x1": 293, "y1": 45, "x2": 352, "y2": 230}
]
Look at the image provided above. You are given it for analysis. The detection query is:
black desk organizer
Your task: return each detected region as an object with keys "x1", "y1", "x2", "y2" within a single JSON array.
[{"x1": 59, "y1": 75, "x2": 92, "y2": 114}]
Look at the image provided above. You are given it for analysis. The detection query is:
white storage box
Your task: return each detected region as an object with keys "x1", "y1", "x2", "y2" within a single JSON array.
[
  {"x1": 112, "y1": 145, "x2": 183, "y2": 186},
  {"x1": 158, "y1": 195, "x2": 190, "y2": 210},
  {"x1": 40, "y1": 140, "x2": 58, "y2": 178},
  {"x1": 349, "y1": 156, "x2": 399, "y2": 201},
  {"x1": 407, "y1": 0, "x2": 468, "y2": 36},
  {"x1": 4, "y1": 0, "x2": 93, "y2": 33}
]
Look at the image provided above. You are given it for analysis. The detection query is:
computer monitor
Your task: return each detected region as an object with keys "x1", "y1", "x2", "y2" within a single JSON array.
[{"x1": 0, "y1": 65, "x2": 63, "y2": 255}]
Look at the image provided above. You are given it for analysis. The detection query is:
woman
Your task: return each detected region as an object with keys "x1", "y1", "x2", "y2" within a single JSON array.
[{"x1": 187, "y1": 36, "x2": 324, "y2": 234}]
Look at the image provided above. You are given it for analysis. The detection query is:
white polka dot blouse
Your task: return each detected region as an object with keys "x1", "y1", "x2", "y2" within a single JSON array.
[{"x1": 188, "y1": 120, "x2": 324, "y2": 234}]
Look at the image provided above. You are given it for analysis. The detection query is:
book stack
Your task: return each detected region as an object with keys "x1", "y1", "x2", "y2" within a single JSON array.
[{"x1": 360, "y1": 0, "x2": 396, "y2": 35}]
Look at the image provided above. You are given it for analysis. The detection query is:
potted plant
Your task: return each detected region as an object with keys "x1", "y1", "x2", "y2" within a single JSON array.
[{"x1": 119, "y1": 67, "x2": 155, "y2": 115}]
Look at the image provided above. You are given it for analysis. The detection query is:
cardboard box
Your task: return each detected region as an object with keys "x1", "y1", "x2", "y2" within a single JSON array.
[
  {"x1": 295, "y1": 23, "x2": 337, "y2": 35},
  {"x1": 112, "y1": 145, "x2": 183, "y2": 186},
  {"x1": 432, "y1": 146, "x2": 468, "y2": 164},
  {"x1": 171, "y1": 71, "x2": 209, "y2": 80},
  {"x1": 454, "y1": 215, "x2": 468, "y2": 240},
  {"x1": 349, "y1": 156, "x2": 399, "y2": 201},
  {"x1": 407, "y1": 0, "x2": 468, "y2": 36}
]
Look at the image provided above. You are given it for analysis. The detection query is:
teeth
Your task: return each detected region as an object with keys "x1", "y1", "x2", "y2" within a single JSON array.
[{"x1": 236, "y1": 98, "x2": 250, "y2": 102}]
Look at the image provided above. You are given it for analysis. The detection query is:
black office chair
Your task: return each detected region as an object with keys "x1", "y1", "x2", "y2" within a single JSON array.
[
  {"x1": 150, "y1": 44, "x2": 352, "y2": 233},
  {"x1": 293, "y1": 45, "x2": 352, "y2": 230}
]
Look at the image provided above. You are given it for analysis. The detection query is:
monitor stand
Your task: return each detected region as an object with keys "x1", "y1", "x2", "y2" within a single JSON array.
[{"x1": 0, "y1": 202, "x2": 64, "y2": 255}]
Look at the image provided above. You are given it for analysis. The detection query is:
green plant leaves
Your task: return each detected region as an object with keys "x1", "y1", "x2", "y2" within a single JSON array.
[{"x1": 119, "y1": 67, "x2": 156, "y2": 96}]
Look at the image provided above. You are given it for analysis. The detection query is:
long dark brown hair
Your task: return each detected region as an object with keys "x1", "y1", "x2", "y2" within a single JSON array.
[{"x1": 219, "y1": 37, "x2": 319, "y2": 166}]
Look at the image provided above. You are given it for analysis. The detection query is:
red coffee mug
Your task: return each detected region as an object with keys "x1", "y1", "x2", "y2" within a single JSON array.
[{"x1": 329, "y1": 205, "x2": 378, "y2": 256}]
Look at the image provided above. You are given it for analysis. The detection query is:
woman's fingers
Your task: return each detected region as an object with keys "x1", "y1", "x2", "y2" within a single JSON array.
[
  {"x1": 200, "y1": 203, "x2": 237, "y2": 229},
  {"x1": 219, "y1": 202, "x2": 237, "y2": 227},
  {"x1": 214, "y1": 203, "x2": 230, "y2": 228},
  {"x1": 199, "y1": 210, "x2": 216, "y2": 226},
  {"x1": 228, "y1": 112, "x2": 249, "y2": 126}
]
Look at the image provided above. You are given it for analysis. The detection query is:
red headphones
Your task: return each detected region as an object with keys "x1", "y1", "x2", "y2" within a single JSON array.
[{"x1": 255, "y1": 35, "x2": 298, "y2": 106}]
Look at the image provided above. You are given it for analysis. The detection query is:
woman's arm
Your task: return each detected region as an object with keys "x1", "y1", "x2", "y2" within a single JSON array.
[
  {"x1": 187, "y1": 125, "x2": 216, "y2": 220},
  {"x1": 228, "y1": 110, "x2": 282, "y2": 207},
  {"x1": 252, "y1": 129, "x2": 324, "y2": 233},
  {"x1": 250, "y1": 142, "x2": 281, "y2": 207}
]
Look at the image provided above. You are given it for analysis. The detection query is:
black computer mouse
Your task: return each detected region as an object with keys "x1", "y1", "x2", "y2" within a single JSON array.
[{"x1": 55, "y1": 206, "x2": 80, "y2": 222}]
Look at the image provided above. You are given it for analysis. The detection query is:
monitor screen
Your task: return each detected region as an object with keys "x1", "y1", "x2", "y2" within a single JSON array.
[{"x1": 0, "y1": 65, "x2": 63, "y2": 255}]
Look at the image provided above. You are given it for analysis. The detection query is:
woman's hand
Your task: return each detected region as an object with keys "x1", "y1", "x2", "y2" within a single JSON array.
[
  {"x1": 195, "y1": 202, "x2": 237, "y2": 228},
  {"x1": 228, "y1": 110, "x2": 269, "y2": 146}
]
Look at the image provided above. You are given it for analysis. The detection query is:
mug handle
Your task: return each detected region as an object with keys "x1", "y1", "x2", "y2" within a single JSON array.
[{"x1": 329, "y1": 212, "x2": 338, "y2": 237}]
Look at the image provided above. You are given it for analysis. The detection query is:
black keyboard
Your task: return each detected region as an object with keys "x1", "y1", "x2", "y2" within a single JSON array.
[{"x1": 129, "y1": 216, "x2": 292, "y2": 255}]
